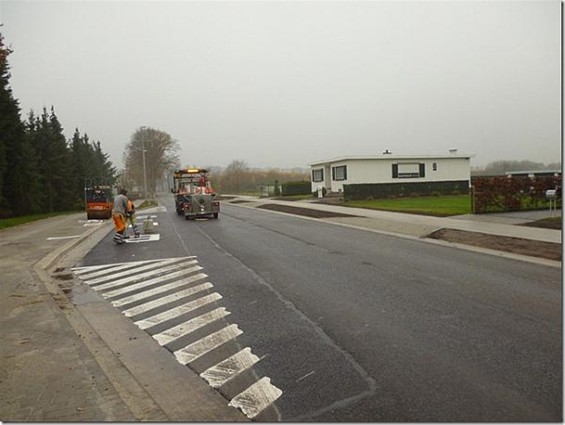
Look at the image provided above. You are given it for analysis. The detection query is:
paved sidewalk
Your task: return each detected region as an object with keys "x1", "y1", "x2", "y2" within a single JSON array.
[{"x1": 0, "y1": 213, "x2": 246, "y2": 422}]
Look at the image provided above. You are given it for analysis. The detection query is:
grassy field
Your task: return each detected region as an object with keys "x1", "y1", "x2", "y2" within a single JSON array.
[{"x1": 345, "y1": 195, "x2": 472, "y2": 217}]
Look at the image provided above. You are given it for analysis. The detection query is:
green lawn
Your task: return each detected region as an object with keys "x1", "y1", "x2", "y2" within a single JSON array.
[{"x1": 345, "y1": 195, "x2": 472, "y2": 217}]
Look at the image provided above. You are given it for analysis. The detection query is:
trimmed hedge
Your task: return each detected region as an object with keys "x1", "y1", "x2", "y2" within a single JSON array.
[
  {"x1": 471, "y1": 175, "x2": 561, "y2": 213},
  {"x1": 281, "y1": 181, "x2": 312, "y2": 196},
  {"x1": 344, "y1": 180, "x2": 470, "y2": 201}
]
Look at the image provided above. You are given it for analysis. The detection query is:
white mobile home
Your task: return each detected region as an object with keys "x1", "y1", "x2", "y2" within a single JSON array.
[{"x1": 310, "y1": 152, "x2": 473, "y2": 198}]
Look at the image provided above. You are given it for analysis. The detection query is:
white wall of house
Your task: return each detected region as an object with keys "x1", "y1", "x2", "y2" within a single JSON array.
[{"x1": 310, "y1": 155, "x2": 472, "y2": 193}]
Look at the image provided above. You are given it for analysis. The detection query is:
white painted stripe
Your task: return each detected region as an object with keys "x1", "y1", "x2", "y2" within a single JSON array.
[
  {"x1": 124, "y1": 233, "x2": 161, "y2": 243},
  {"x1": 132, "y1": 292, "x2": 223, "y2": 327},
  {"x1": 200, "y1": 347, "x2": 260, "y2": 388},
  {"x1": 174, "y1": 324, "x2": 242, "y2": 365},
  {"x1": 72, "y1": 260, "x2": 149, "y2": 273},
  {"x1": 74, "y1": 260, "x2": 160, "y2": 278},
  {"x1": 152, "y1": 307, "x2": 230, "y2": 346},
  {"x1": 111, "y1": 279, "x2": 212, "y2": 308},
  {"x1": 72, "y1": 263, "x2": 128, "y2": 274},
  {"x1": 228, "y1": 377, "x2": 283, "y2": 419},
  {"x1": 100, "y1": 266, "x2": 204, "y2": 298},
  {"x1": 85, "y1": 258, "x2": 193, "y2": 285},
  {"x1": 47, "y1": 235, "x2": 81, "y2": 240},
  {"x1": 72, "y1": 257, "x2": 196, "y2": 277}
]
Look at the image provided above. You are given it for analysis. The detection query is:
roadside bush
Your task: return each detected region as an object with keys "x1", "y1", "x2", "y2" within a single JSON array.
[
  {"x1": 282, "y1": 181, "x2": 311, "y2": 196},
  {"x1": 471, "y1": 175, "x2": 560, "y2": 213}
]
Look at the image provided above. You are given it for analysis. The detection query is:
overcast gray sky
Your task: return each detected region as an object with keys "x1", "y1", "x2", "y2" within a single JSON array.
[{"x1": 1, "y1": 0, "x2": 561, "y2": 170}]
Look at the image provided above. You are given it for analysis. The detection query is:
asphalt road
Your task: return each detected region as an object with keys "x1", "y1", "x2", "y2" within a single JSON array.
[{"x1": 79, "y1": 196, "x2": 562, "y2": 422}]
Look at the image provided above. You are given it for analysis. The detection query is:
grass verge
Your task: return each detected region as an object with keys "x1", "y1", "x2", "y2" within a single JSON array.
[
  {"x1": 0, "y1": 211, "x2": 79, "y2": 231},
  {"x1": 344, "y1": 195, "x2": 472, "y2": 217}
]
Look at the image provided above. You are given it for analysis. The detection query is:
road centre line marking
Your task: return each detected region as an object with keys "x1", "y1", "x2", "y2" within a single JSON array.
[
  {"x1": 153, "y1": 307, "x2": 231, "y2": 346},
  {"x1": 200, "y1": 347, "x2": 260, "y2": 389},
  {"x1": 132, "y1": 292, "x2": 223, "y2": 327},
  {"x1": 228, "y1": 377, "x2": 283, "y2": 419},
  {"x1": 100, "y1": 266, "x2": 204, "y2": 299},
  {"x1": 111, "y1": 279, "x2": 212, "y2": 308},
  {"x1": 174, "y1": 324, "x2": 243, "y2": 365},
  {"x1": 85, "y1": 258, "x2": 192, "y2": 286}
]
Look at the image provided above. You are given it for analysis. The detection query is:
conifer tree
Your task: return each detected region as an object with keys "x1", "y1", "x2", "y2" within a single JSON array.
[{"x1": 0, "y1": 30, "x2": 29, "y2": 215}]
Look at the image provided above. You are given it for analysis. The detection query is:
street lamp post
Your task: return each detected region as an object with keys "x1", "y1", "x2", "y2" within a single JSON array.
[{"x1": 140, "y1": 126, "x2": 148, "y2": 200}]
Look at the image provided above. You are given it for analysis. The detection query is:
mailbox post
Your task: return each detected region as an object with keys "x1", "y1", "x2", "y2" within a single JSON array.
[{"x1": 546, "y1": 189, "x2": 557, "y2": 216}]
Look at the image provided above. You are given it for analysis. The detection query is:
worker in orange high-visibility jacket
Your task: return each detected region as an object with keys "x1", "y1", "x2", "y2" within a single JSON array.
[{"x1": 112, "y1": 188, "x2": 129, "y2": 244}]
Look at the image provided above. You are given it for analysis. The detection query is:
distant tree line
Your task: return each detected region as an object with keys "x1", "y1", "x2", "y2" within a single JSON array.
[
  {"x1": 212, "y1": 160, "x2": 309, "y2": 194},
  {"x1": 472, "y1": 160, "x2": 561, "y2": 176},
  {"x1": 0, "y1": 31, "x2": 115, "y2": 218}
]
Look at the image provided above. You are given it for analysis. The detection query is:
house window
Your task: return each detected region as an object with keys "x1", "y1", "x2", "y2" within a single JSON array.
[
  {"x1": 433, "y1": 162, "x2": 437, "y2": 171},
  {"x1": 392, "y1": 163, "x2": 426, "y2": 179},
  {"x1": 332, "y1": 165, "x2": 347, "y2": 181},
  {"x1": 312, "y1": 169, "x2": 324, "y2": 182}
]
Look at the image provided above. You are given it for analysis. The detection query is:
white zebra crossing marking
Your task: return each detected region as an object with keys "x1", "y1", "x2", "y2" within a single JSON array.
[
  {"x1": 97, "y1": 265, "x2": 202, "y2": 296},
  {"x1": 72, "y1": 257, "x2": 282, "y2": 419},
  {"x1": 85, "y1": 258, "x2": 192, "y2": 286},
  {"x1": 153, "y1": 307, "x2": 231, "y2": 346},
  {"x1": 228, "y1": 377, "x2": 283, "y2": 419},
  {"x1": 110, "y1": 278, "x2": 211, "y2": 308},
  {"x1": 74, "y1": 258, "x2": 191, "y2": 278},
  {"x1": 133, "y1": 292, "x2": 223, "y2": 328},
  {"x1": 174, "y1": 324, "x2": 243, "y2": 365},
  {"x1": 201, "y1": 347, "x2": 260, "y2": 388}
]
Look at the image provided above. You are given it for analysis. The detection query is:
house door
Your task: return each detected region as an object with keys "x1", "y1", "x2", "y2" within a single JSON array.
[{"x1": 324, "y1": 166, "x2": 331, "y2": 191}]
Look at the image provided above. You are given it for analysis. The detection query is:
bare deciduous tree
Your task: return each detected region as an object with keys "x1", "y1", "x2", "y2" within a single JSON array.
[{"x1": 124, "y1": 126, "x2": 180, "y2": 196}]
